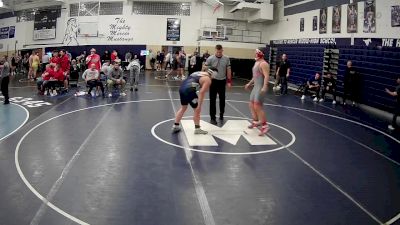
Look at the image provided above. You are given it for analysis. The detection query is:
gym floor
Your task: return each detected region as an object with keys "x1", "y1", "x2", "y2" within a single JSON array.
[{"x1": 0, "y1": 70, "x2": 399, "y2": 225}]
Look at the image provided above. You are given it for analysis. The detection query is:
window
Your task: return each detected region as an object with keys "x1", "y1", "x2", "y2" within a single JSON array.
[
  {"x1": 16, "y1": 6, "x2": 61, "y2": 22},
  {"x1": 70, "y1": 1, "x2": 123, "y2": 17},
  {"x1": 132, "y1": 2, "x2": 191, "y2": 16}
]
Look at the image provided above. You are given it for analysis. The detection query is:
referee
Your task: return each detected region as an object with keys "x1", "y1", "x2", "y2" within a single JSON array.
[{"x1": 205, "y1": 44, "x2": 232, "y2": 125}]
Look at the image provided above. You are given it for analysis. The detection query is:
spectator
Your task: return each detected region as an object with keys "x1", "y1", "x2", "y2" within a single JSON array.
[
  {"x1": 165, "y1": 51, "x2": 181, "y2": 80},
  {"x1": 59, "y1": 49, "x2": 71, "y2": 91},
  {"x1": 164, "y1": 51, "x2": 172, "y2": 70},
  {"x1": 127, "y1": 58, "x2": 141, "y2": 91},
  {"x1": 86, "y1": 48, "x2": 101, "y2": 71},
  {"x1": 82, "y1": 63, "x2": 105, "y2": 97},
  {"x1": 160, "y1": 50, "x2": 165, "y2": 70},
  {"x1": 301, "y1": 72, "x2": 322, "y2": 102},
  {"x1": 50, "y1": 50, "x2": 60, "y2": 65},
  {"x1": 44, "y1": 64, "x2": 64, "y2": 96},
  {"x1": 11, "y1": 53, "x2": 17, "y2": 76},
  {"x1": 101, "y1": 61, "x2": 112, "y2": 77},
  {"x1": 125, "y1": 51, "x2": 132, "y2": 62},
  {"x1": 189, "y1": 52, "x2": 197, "y2": 75},
  {"x1": 66, "y1": 51, "x2": 72, "y2": 61},
  {"x1": 107, "y1": 63, "x2": 126, "y2": 97},
  {"x1": 37, "y1": 64, "x2": 54, "y2": 95},
  {"x1": 156, "y1": 51, "x2": 162, "y2": 71},
  {"x1": 205, "y1": 44, "x2": 232, "y2": 125},
  {"x1": 202, "y1": 50, "x2": 210, "y2": 63},
  {"x1": 320, "y1": 72, "x2": 337, "y2": 104},
  {"x1": 31, "y1": 52, "x2": 40, "y2": 80},
  {"x1": 149, "y1": 50, "x2": 156, "y2": 70},
  {"x1": 0, "y1": 56, "x2": 10, "y2": 104},
  {"x1": 343, "y1": 60, "x2": 360, "y2": 106},
  {"x1": 23, "y1": 53, "x2": 29, "y2": 75},
  {"x1": 275, "y1": 53, "x2": 291, "y2": 95},
  {"x1": 385, "y1": 77, "x2": 400, "y2": 131},
  {"x1": 41, "y1": 52, "x2": 50, "y2": 73},
  {"x1": 102, "y1": 50, "x2": 110, "y2": 63},
  {"x1": 69, "y1": 59, "x2": 80, "y2": 85},
  {"x1": 111, "y1": 50, "x2": 118, "y2": 63},
  {"x1": 180, "y1": 50, "x2": 186, "y2": 78}
]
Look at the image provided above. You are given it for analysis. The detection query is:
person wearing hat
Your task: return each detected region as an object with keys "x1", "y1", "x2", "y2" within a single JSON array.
[{"x1": 172, "y1": 67, "x2": 218, "y2": 135}]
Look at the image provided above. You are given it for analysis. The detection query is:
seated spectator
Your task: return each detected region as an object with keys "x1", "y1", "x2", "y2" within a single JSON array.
[
  {"x1": 82, "y1": 63, "x2": 105, "y2": 98},
  {"x1": 301, "y1": 72, "x2": 322, "y2": 102},
  {"x1": 114, "y1": 56, "x2": 122, "y2": 65},
  {"x1": 385, "y1": 77, "x2": 400, "y2": 131},
  {"x1": 69, "y1": 60, "x2": 80, "y2": 83},
  {"x1": 320, "y1": 72, "x2": 337, "y2": 104},
  {"x1": 37, "y1": 64, "x2": 54, "y2": 95},
  {"x1": 101, "y1": 61, "x2": 111, "y2": 78},
  {"x1": 107, "y1": 63, "x2": 126, "y2": 97},
  {"x1": 44, "y1": 64, "x2": 64, "y2": 96}
]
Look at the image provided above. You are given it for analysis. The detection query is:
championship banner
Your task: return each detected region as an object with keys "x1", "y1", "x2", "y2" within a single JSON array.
[
  {"x1": 332, "y1": 6, "x2": 341, "y2": 33},
  {"x1": 166, "y1": 18, "x2": 181, "y2": 41},
  {"x1": 33, "y1": 9, "x2": 58, "y2": 40},
  {"x1": 0, "y1": 26, "x2": 15, "y2": 39}
]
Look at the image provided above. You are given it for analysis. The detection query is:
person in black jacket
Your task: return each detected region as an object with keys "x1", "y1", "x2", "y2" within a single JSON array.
[
  {"x1": 320, "y1": 72, "x2": 337, "y2": 104},
  {"x1": 343, "y1": 60, "x2": 359, "y2": 106},
  {"x1": 101, "y1": 50, "x2": 110, "y2": 63},
  {"x1": 385, "y1": 77, "x2": 400, "y2": 131}
]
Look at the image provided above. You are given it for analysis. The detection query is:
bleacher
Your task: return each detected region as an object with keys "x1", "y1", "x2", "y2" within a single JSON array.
[
  {"x1": 270, "y1": 43, "x2": 400, "y2": 112},
  {"x1": 276, "y1": 45, "x2": 324, "y2": 86}
]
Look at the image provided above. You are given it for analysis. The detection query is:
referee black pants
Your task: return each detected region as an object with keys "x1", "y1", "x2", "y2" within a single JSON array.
[
  {"x1": 1, "y1": 76, "x2": 9, "y2": 103},
  {"x1": 210, "y1": 79, "x2": 226, "y2": 120}
]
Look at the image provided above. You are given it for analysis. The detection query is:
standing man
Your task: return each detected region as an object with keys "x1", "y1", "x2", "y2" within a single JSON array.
[
  {"x1": 86, "y1": 48, "x2": 101, "y2": 71},
  {"x1": 205, "y1": 44, "x2": 232, "y2": 125},
  {"x1": 343, "y1": 60, "x2": 359, "y2": 106},
  {"x1": 275, "y1": 54, "x2": 291, "y2": 95},
  {"x1": 189, "y1": 51, "x2": 197, "y2": 75},
  {"x1": 0, "y1": 56, "x2": 10, "y2": 104},
  {"x1": 41, "y1": 52, "x2": 50, "y2": 73},
  {"x1": 385, "y1": 77, "x2": 400, "y2": 131},
  {"x1": 50, "y1": 50, "x2": 60, "y2": 66},
  {"x1": 59, "y1": 50, "x2": 71, "y2": 91},
  {"x1": 11, "y1": 53, "x2": 17, "y2": 76}
]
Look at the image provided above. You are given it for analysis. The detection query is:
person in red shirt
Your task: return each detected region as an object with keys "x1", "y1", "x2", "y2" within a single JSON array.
[
  {"x1": 59, "y1": 49, "x2": 71, "y2": 91},
  {"x1": 37, "y1": 64, "x2": 55, "y2": 94},
  {"x1": 45, "y1": 64, "x2": 64, "y2": 96},
  {"x1": 111, "y1": 50, "x2": 117, "y2": 63},
  {"x1": 86, "y1": 48, "x2": 101, "y2": 71},
  {"x1": 50, "y1": 50, "x2": 60, "y2": 66}
]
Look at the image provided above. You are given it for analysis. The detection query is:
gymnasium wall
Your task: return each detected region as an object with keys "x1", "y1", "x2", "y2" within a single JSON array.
[
  {"x1": 264, "y1": 0, "x2": 400, "y2": 42},
  {"x1": 0, "y1": 0, "x2": 263, "y2": 60}
]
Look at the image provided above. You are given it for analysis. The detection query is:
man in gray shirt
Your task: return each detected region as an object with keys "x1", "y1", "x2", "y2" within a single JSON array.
[
  {"x1": 0, "y1": 56, "x2": 10, "y2": 104},
  {"x1": 205, "y1": 44, "x2": 232, "y2": 124},
  {"x1": 107, "y1": 63, "x2": 126, "y2": 97}
]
